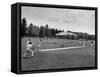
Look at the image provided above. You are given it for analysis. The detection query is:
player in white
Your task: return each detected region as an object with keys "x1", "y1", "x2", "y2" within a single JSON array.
[
  {"x1": 61, "y1": 40, "x2": 64, "y2": 48},
  {"x1": 79, "y1": 38, "x2": 82, "y2": 46},
  {"x1": 37, "y1": 38, "x2": 42, "y2": 51},
  {"x1": 82, "y1": 39, "x2": 85, "y2": 46},
  {"x1": 22, "y1": 39, "x2": 35, "y2": 58},
  {"x1": 90, "y1": 40, "x2": 95, "y2": 47},
  {"x1": 79, "y1": 38, "x2": 85, "y2": 46}
]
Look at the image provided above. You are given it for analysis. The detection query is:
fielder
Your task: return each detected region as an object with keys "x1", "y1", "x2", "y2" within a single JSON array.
[
  {"x1": 37, "y1": 38, "x2": 42, "y2": 51},
  {"x1": 61, "y1": 40, "x2": 64, "y2": 48},
  {"x1": 79, "y1": 39, "x2": 85, "y2": 46},
  {"x1": 90, "y1": 40, "x2": 95, "y2": 47}
]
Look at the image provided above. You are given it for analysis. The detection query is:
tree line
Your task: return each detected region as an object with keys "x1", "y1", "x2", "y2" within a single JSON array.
[
  {"x1": 21, "y1": 18, "x2": 95, "y2": 40},
  {"x1": 21, "y1": 18, "x2": 64, "y2": 37}
]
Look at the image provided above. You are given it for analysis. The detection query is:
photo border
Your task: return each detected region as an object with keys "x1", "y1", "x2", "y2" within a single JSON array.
[{"x1": 16, "y1": 2, "x2": 98, "y2": 74}]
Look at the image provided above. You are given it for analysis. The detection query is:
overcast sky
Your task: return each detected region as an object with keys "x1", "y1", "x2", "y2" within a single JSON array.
[{"x1": 21, "y1": 6, "x2": 95, "y2": 34}]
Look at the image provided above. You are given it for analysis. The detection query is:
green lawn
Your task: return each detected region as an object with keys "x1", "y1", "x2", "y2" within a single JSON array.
[{"x1": 21, "y1": 37, "x2": 95, "y2": 71}]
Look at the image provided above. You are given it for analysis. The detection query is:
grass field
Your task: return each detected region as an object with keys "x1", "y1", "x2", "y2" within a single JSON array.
[{"x1": 21, "y1": 37, "x2": 95, "y2": 71}]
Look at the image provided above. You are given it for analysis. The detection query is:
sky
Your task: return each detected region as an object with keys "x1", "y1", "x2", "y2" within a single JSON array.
[{"x1": 21, "y1": 6, "x2": 95, "y2": 35}]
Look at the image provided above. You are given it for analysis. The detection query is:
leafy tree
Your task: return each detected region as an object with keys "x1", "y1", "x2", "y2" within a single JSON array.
[
  {"x1": 28, "y1": 23, "x2": 34, "y2": 36},
  {"x1": 44, "y1": 24, "x2": 49, "y2": 37},
  {"x1": 33, "y1": 25, "x2": 40, "y2": 36},
  {"x1": 39, "y1": 26, "x2": 44, "y2": 37},
  {"x1": 21, "y1": 18, "x2": 27, "y2": 36}
]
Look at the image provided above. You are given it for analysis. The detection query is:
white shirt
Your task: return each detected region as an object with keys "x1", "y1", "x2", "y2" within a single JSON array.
[
  {"x1": 26, "y1": 44, "x2": 33, "y2": 50},
  {"x1": 26, "y1": 40, "x2": 33, "y2": 50}
]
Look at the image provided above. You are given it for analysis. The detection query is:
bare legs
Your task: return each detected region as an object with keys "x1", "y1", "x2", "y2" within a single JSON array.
[{"x1": 22, "y1": 49, "x2": 34, "y2": 58}]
